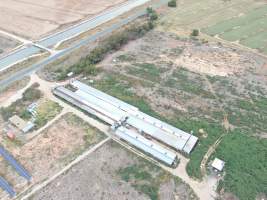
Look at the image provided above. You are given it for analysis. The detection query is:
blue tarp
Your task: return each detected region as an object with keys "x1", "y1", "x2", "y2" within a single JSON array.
[
  {"x1": 0, "y1": 146, "x2": 31, "y2": 181},
  {"x1": 0, "y1": 176, "x2": 16, "y2": 197}
]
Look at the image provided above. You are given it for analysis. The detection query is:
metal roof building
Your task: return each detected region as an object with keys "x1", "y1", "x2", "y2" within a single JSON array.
[
  {"x1": 74, "y1": 89, "x2": 127, "y2": 121},
  {"x1": 54, "y1": 81, "x2": 198, "y2": 155},
  {"x1": 71, "y1": 81, "x2": 198, "y2": 154},
  {"x1": 133, "y1": 112, "x2": 198, "y2": 153},
  {"x1": 115, "y1": 127, "x2": 177, "y2": 166},
  {"x1": 127, "y1": 116, "x2": 185, "y2": 150},
  {"x1": 71, "y1": 80, "x2": 138, "y2": 113},
  {"x1": 0, "y1": 146, "x2": 31, "y2": 181},
  {"x1": 0, "y1": 176, "x2": 16, "y2": 197},
  {"x1": 53, "y1": 86, "x2": 115, "y2": 124}
]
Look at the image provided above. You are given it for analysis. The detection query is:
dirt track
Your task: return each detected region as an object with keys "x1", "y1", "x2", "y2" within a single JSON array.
[{"x1": 0, "y1": 0, "x2": 126, "y2": 39}]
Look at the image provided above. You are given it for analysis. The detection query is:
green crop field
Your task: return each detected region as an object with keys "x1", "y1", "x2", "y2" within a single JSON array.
[
  {"x1": 202, "y1": 5, "x2": 267, "y2": 53},
  {"x1": 159, "y1": 0, "x2": 267, "y2": 54}
]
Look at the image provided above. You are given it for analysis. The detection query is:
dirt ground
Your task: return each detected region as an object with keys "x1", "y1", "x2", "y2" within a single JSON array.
[
  {"x1": 94, "y1": 31, "x2": 267, "y2": 124},
  {"x1": 92, "y1": 30, "x2": 267, "y2": 200},
  {"x1": 32, "y1": 140, "x2": 197, "y2": 200},
  {"x1": 0, "y1": 0, "x2": 126, "y2": 39},
  {"x1": 0, "y1": 77, "x2": 30, "y2": 106},
  {"x1": 0, "y1": 34, "x2": 19, "y2": 55},
  {"x1": 0, "y1": 113, "x2": 106, "y2": 200}
]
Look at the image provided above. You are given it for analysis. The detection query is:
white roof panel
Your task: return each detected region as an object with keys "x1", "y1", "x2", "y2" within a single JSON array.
[
  {"x1": 71, "y1": 80, "x2": 138, "y2": 112},
  {"x1": 136, "y1": 112, "x2": 191, "y2": 141},
  {"x1": 115, "y1": 127, "x2": 177, "y2": 165},
  {"x1": 75, "y1": 89, "x2": 127, "y2": 122},
  {"x1": 182, "y1": 135, "x2": 198, "y2": 154},
  {"x1": 54, "y1": 87, "x2": 115, "y2": 124},
  {"x1": 127, "y1": 116, "x2": 186, "y2": 150}
]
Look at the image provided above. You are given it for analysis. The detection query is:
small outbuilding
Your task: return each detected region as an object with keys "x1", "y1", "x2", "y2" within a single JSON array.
[
  {"x1": 211, "y1": 158, "x2": 225, "y2": 172},
  {"x1": 9, "y1": 115, "x2": 35, "y2": 133}
]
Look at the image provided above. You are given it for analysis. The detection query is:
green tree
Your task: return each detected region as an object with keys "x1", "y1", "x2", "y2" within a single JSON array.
[
  {"x1": 168, "y1": 0, "x2": 177, "y2": 7},
  {"x1": 191, "y1": 29, "x2": 199, "y2": 37}
]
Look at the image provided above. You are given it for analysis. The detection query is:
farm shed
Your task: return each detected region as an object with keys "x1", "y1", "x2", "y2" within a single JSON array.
[{"x1": 115, "y1": 126, "x2": 178, "y2": 166}]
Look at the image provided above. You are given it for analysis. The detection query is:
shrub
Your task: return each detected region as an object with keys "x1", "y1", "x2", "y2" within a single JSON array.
[
  {"x1": 22, "y1": 87, "x2": 41, "y2": 102},
  {"x1": 57, "y1": 19, "x2": 155, "y2": 80},
  {"x1": 168, "y1": 0, "x2": 177, "y2": 7},
  {"x1": 146, "y1": 7, "x2": 158, "y2": 21},
  {"x1": 191, "y1": 29, "x2": 199, "y2": 37}
]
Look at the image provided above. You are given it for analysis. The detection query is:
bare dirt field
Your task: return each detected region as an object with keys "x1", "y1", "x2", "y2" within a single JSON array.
[
  {"x1": 0, "y1": 0, "x2": 126, "y2": 39},
  {"x1": 0, "y1": 113, "x2": 106, "y2": 199},
  {"x1": 0, "y1": 34, "x2": 19, "y2": 55},
  {"x1": 32, "y1": 140, "x2": 197, "y2": 200}
]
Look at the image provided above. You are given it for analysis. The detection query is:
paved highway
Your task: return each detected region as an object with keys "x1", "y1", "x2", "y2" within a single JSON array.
[
  {"x1": 0, "y1": 11, "x2": 145, "y2": 90},
  {"x1": 0, "y1": 46, "x2": 40, "y2": 73},
  {"x1": 0, "y1": 0, "x2": 150, "y2": 72},
  {"x1": 0, "y1": 0, "x2": 167, "y2": 90}
]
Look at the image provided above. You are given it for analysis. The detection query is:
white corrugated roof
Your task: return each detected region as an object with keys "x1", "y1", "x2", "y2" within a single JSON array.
[
  {"x1": 71, "y1": 80, "x2": 138, "y2": 112},
  {"x1": 127, "y1": 116, "x2": 185, "y2": 150},
  {"x1": 182, "y1": 135, "x2": 198, "y2": 154},
  {"x1": 115, "y1": 127, "x2": 177, "y2": 165},
  {"x1": 75, "y1": 89, "x2": 127, "y2": 122},
  {"x1": 54, "y1": 87, "x2": 115, "y2": 124}
]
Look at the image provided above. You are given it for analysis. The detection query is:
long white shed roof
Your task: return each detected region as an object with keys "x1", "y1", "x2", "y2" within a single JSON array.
[
  {"x1": 71, "y1": 80, "x2": 138, "y2": 113},
  {"x1": 127, "y1": 116, "x2": 185, "y2": 150},
  {"x1": 58, "y1": 81, "x2": 198, "y2": 154},
  {"x1": 115, "y1": 127, "x2": 177, "y2": 166},
  {"x1": 134, "y1": 112, "x2": 198, "y2": 153},
  {"x1": 75, "y1": 89, "x2": 127, "y2": 122},
  {"x1": 53, "y1": 87, "x2": 115, "y2": 124}
]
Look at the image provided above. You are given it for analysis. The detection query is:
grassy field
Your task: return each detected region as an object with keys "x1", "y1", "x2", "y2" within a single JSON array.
[
  {"x1": 158, "y1": 0, "x2": 267, "y2": 54},
  {"x1": 202, "y1": 5, "x2": 267, "y2": 53},
  {"x1": 212, "y1": 132, "x2": 267, "y2": 200},
  {"x1": 35, "y1": 100, "x2": 63, "y2": 128}
]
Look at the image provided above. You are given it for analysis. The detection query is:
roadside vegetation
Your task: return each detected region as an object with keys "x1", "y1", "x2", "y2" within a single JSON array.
[
  {"x1": 118, "y1": 161, "x2": 167, "y2": 200},
  {"x1": 55, "y1": 9, "x2": 158, "y2": 81},
  {"x1": 0, "y1": 76, "x2": 30, "y2": 95}
]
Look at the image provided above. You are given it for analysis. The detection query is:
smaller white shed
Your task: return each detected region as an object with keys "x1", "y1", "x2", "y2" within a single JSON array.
[{"x1": 211, "y1": 158, "x2": 225, "y2": 172}]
